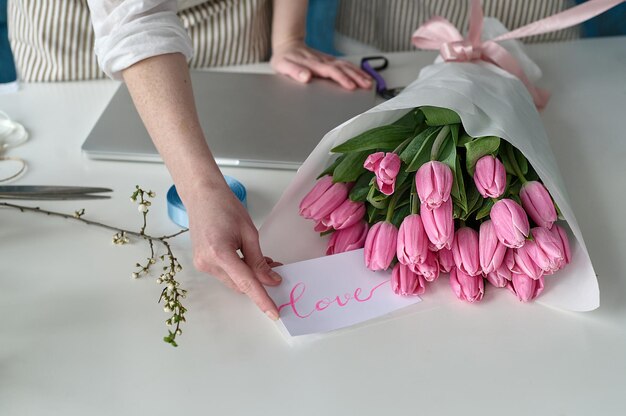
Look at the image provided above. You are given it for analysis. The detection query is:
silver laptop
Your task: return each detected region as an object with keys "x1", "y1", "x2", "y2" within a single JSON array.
[{"x1": 82, "y1": 70, "x2": 375, "y2": 169}]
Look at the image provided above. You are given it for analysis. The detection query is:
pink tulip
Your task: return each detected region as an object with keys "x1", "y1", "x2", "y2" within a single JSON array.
[
  {"x1": 449, "y1": 267, "x2": 484, "y2": 303},
  {"x1": 299, "y1": 176, "x2": 350, "y2": 221},
  {"x1": 512, "y1": 241, "x2": 544, "y2": 280},
  {"x1": 324, "y1": 198, "x2": 366, "y2": 230},
  {"x1": 438, "y1": 247, "x2": 455, "y2": 273},
  {"x1": 486, "y1": 249, "x2": 514, "y2": 288},
  {"x1": 415, "y1": 161, "x2": 453, "y2": 209},
  {"x1": 364, "y1": 221, "x2": 398, "y2": 271},
  {"x1": 392, "y1": 263, "x2": 426, "y2": 296},
  {"x1": 531, "y1": 227, "x2": 564, "y2": 274},
  {"x1": 413, "y1": 250, "x2": 440, "y2": 282},
  {"x1": 479, "y1": 220, "x2": 507, "y2": 274},
  {"x1": 490, "y1": 198, "x2": 530, "y2": 248},
  {"x1": 473, "y1": 155, "x2": 506, "y2": 198},
  {"x1": 507, "y1": 274, "x2": 545, "y2": 302},
  {"x1": 364, "y1": 152, "x2": 401, "y2": 195},
  {"x1": 326, "y1": 221, "x2": 369, "y2": 255},
  {"x1": 452, "y1": 227, "x2": 481, "y2": 276},
  {"x1": 314, "y1": 220, "x2": 331, "y2": 233},
  {"x1": 550, "y1": 224, "x2": 572, "y2": 270},
  {"x1": 397, "y1": 214, "x2": 429, "y2": 267},
  {"x1": 421, "y1": 198, "x2": 454, "y2": 250},
  {"x1": 520, "y1": 181, "x2": 557, "y2": 229}
]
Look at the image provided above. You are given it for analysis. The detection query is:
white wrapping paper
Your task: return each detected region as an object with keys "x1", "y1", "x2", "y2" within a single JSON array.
[{"x1": 260, "y1": 24, "x2": 599, "y2": 313}]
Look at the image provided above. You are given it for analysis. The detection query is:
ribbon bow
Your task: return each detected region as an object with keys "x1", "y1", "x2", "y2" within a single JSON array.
[{"x1": 412, "y1": 0, "x2": 625, "y2": 109}]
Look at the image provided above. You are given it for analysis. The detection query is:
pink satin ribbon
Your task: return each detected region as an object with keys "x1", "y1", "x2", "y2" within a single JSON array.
[{"x1": 412, "y1": 0, "x2": 625, "y2": 109}]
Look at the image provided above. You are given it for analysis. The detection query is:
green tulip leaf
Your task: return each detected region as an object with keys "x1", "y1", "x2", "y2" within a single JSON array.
[
  {"x1": 392, "y1": 108, "x2": 425, "y2": 130},
  {"x1": 331, "y1": 125, "x2": 414, "y2": 154},
  {"x1": 332, "y1": 151, "x2": 369, "y2": 183},
  {"x1": 349, "y1": 172, "x2": 375, "y2": 202},
  {"x1": 421, "y1": 106, "x2": 462, "y2": 126},
  {"x1": 450, "y1": 155, "x2": 468, "y2": 216},
  {"x1": 465, "y1": 136, "x2": 501, "y2": 176},
  {"x1": 399, "y1": 126, "x2": 439, "y2": 165},
  {"x1": 457, "y1": 133, "x2": 473, "y2": 147},
  {"x1": 391, "y1": 204, "x2": 411, "y2": 228},
  {"x1": 475, "y1": 198, "x2": 495, "y2": 221},
  {"x1": 464, "y1": 184, "x2": 483, "y2": 220},
  {"x1": 317, "y1": 154, "x2": 345, "y2": 179},
  {"x1": 366, "y1": 186, "x2": 389, "y2": 210},
  {"x1": 437, "y1": 133, "x2": 457, "y2": 171},
  {"x1": 367, "y1": 204, "x2": 385, "y2": 224},
  {"x1": 405, "y1": 127, "x2": 443, "y2": 172}
]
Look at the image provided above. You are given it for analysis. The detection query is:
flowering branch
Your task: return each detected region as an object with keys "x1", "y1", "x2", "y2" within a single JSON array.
[{"x1": 0, "y1": 186, "x2": 190, "y2": 347}]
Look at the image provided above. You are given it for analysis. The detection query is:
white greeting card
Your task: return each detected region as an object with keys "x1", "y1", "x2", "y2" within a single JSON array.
[{"x1": 266, "y1": 249, "x2": 421, "y2": 337}]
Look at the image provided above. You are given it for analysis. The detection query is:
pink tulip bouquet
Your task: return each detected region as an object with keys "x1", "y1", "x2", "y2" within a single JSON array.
[
  {"x1": 299, "y1": 106, "x2": 571, "y2": 303},
  {"x1": 262, "y1": 16, "x2": 599, "y2": 312}
]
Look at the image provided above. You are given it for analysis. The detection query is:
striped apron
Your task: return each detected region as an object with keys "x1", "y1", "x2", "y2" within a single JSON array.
[
  {"x1": 336, "y1": 0, "x2": 580, "y2": 53},
  {"x1": 7, "y1": 0, "x2": 272, "y2": 82}
]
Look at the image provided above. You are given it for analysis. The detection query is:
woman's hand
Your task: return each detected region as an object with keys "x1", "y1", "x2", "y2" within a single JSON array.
[
  {"x1": 270, "y1": 40, "x2": 372, "y2": 90},
  {"x1": 186, "y1": 183, "x2": 283, "y2": 320}
]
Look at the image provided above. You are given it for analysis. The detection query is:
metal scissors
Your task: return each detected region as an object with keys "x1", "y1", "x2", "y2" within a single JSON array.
[
  {"x1": 0, "y1": 185, "x2": 112, "y2": 200},
  {"x1": 360, "y1": 56, "x2": 404, "y2": 100}
]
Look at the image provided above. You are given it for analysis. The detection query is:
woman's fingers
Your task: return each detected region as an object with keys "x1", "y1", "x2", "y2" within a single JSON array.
[
  {"x1": 272, "y1": 57, "x2": 312, "y2": 83},
  {"x1": 219, "y1": 249, "x2": 280, "y2": 320},
  {"x1": 241, "y1": 228, "x2": 283, "y2": 287}
]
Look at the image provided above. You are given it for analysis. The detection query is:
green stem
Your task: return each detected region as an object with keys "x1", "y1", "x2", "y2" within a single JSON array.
[
  {"x1": 385, "y1": 187, "x2": 404, "y2": 222},
  {"x1": 506, "y1": 144, "x2": 527, "y2": 183},
  {"x1": 430, "y1": 125, "x2": 450, "y2": 161},
  {"x1": 392, "y1": 135, "x2": 414, "y2": 155},
  {"x1": 410, "y1": 178, "x2": 419, "y2": 215}
]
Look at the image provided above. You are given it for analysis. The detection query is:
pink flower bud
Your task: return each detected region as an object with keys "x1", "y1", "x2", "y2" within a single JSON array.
[
  {"x1": 449, "y1": 267, "x2": 484, "y2": 303},
  {"x1": 421, "y1": 198, "x2": 454, "y2": 250},
  {"x1": 413, "y1": 250, "x2": 440, "y2": 282},
  {"x1": 299, "y1": 176, "x2": 350, "y2": 221},
  {"x1": 520, "y1": 181, "x2": 557, "y2": 229},
  {"x1": 486, "y1": 249, "x2": 514, "y2": 287},
  {"x1": 473, "y1": 155, "x2": 506, "y2": 198},
  {"x1": 437, "y1": 247, "x2": 455, "y2": 273},
  {"x1": 397, "y1": 214, "x2": 429, "y2": 267},
  {"x1": 392, "y1": 263, "x2": 426, "y2": 296},
  {"x1": 531, "y1": 227, "x2": 564, "y2": 274},
  {"x1": 507, "y1": 273, "x2": 545, "y2": 302},
  {"x1": 364, "y1": 221, "x2": 398, "y2": 271},
  {"x1": 452, "y1": 227, "x2": 481, "y2": 276},
  {"x1": 490, "y1": 199, "x2": 530, "y2": 248},
  {"x1": 314, "y1": 220, "x2": 331, "y2": 233},
  {"x1": 550, "y1": 224, "x2": 571, "y2": 269},
  {"x1": 326, "y1": 221, "x2": 369, "y2": 255},
  {"x1": 512, "y1": 241, "x2": 544, "y2": 280},
  {"x1": 324, "y1": 198, "x2": 366, "y2": 230},
  {"x1": 364, "y1": 152, "x2": 401, "y2": 195},
  {"x1": 479, "y1": 220, "x2": 507, "y2": 274},
  {"x1": 415, "y1": 161, "x2": 453, "y2": 209}
]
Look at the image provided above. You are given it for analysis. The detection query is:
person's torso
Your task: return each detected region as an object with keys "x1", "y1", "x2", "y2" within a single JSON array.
[{"x1": 7, "y1": 0, "x2": 271, "y2": 82}]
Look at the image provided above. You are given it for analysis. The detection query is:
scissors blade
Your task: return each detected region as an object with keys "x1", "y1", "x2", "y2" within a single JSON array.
[
  {"x1": 0, "y1": 185, "x2": 112, "y2": 194},
  {"x1": 0, "y1": 193, "x2": 110, "y2": 200},
  {"x1": 0, "y1": 185, "x2": 112, "y2": 200}
]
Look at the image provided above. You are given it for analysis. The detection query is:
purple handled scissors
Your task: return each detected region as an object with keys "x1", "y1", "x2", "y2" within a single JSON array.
[{"x1": 360, "y1": 56, "x2": 403, "y2": 100}]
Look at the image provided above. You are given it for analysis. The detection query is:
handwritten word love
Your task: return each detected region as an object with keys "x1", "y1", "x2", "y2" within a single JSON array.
[{"x1": 277, "y1": 279, "x2": 390, "y2": 319}]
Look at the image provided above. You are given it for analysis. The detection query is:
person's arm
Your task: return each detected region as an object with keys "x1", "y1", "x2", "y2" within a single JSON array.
[
  {"x1": 86, "y1": 0, "x2": 281, "y2": 320},
  {"x1": 270, "y1": 0, "x2": 372, "y2": 89},
  {"x1": 122, "y1": 54, "x2": 281, "y2": 320}
]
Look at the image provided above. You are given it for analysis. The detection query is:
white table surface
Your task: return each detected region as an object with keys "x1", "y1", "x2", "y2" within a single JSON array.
[{"x1": 1, "y1": 36, "x2": 626, "y2": 416}]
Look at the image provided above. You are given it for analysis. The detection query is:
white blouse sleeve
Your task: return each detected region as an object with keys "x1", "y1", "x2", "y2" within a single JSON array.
[{"x1": 86, "y1": 0, "x2": 193, "y2": 80}]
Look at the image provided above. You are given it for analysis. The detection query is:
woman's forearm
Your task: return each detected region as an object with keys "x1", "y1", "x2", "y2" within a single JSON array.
[
  {"x1": 121, "y1": 53, "x2": 227, "y2": 205},
  {"x1": 271, "y1": 0, "x2": 308, "y2": 49}
]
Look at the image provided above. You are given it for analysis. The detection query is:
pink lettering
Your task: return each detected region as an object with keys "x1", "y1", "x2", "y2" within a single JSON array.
[
  {"x1": 278, "y1": 280, "x2": 391, "y2": 319},
  {"x1": 277, "y1": 282, "x2": 314, "y2": 318}
]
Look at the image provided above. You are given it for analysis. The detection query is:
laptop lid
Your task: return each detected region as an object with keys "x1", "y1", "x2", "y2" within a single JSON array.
[{"x1": 82, "y1": 70, "x2": 375, "y2": 170}]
